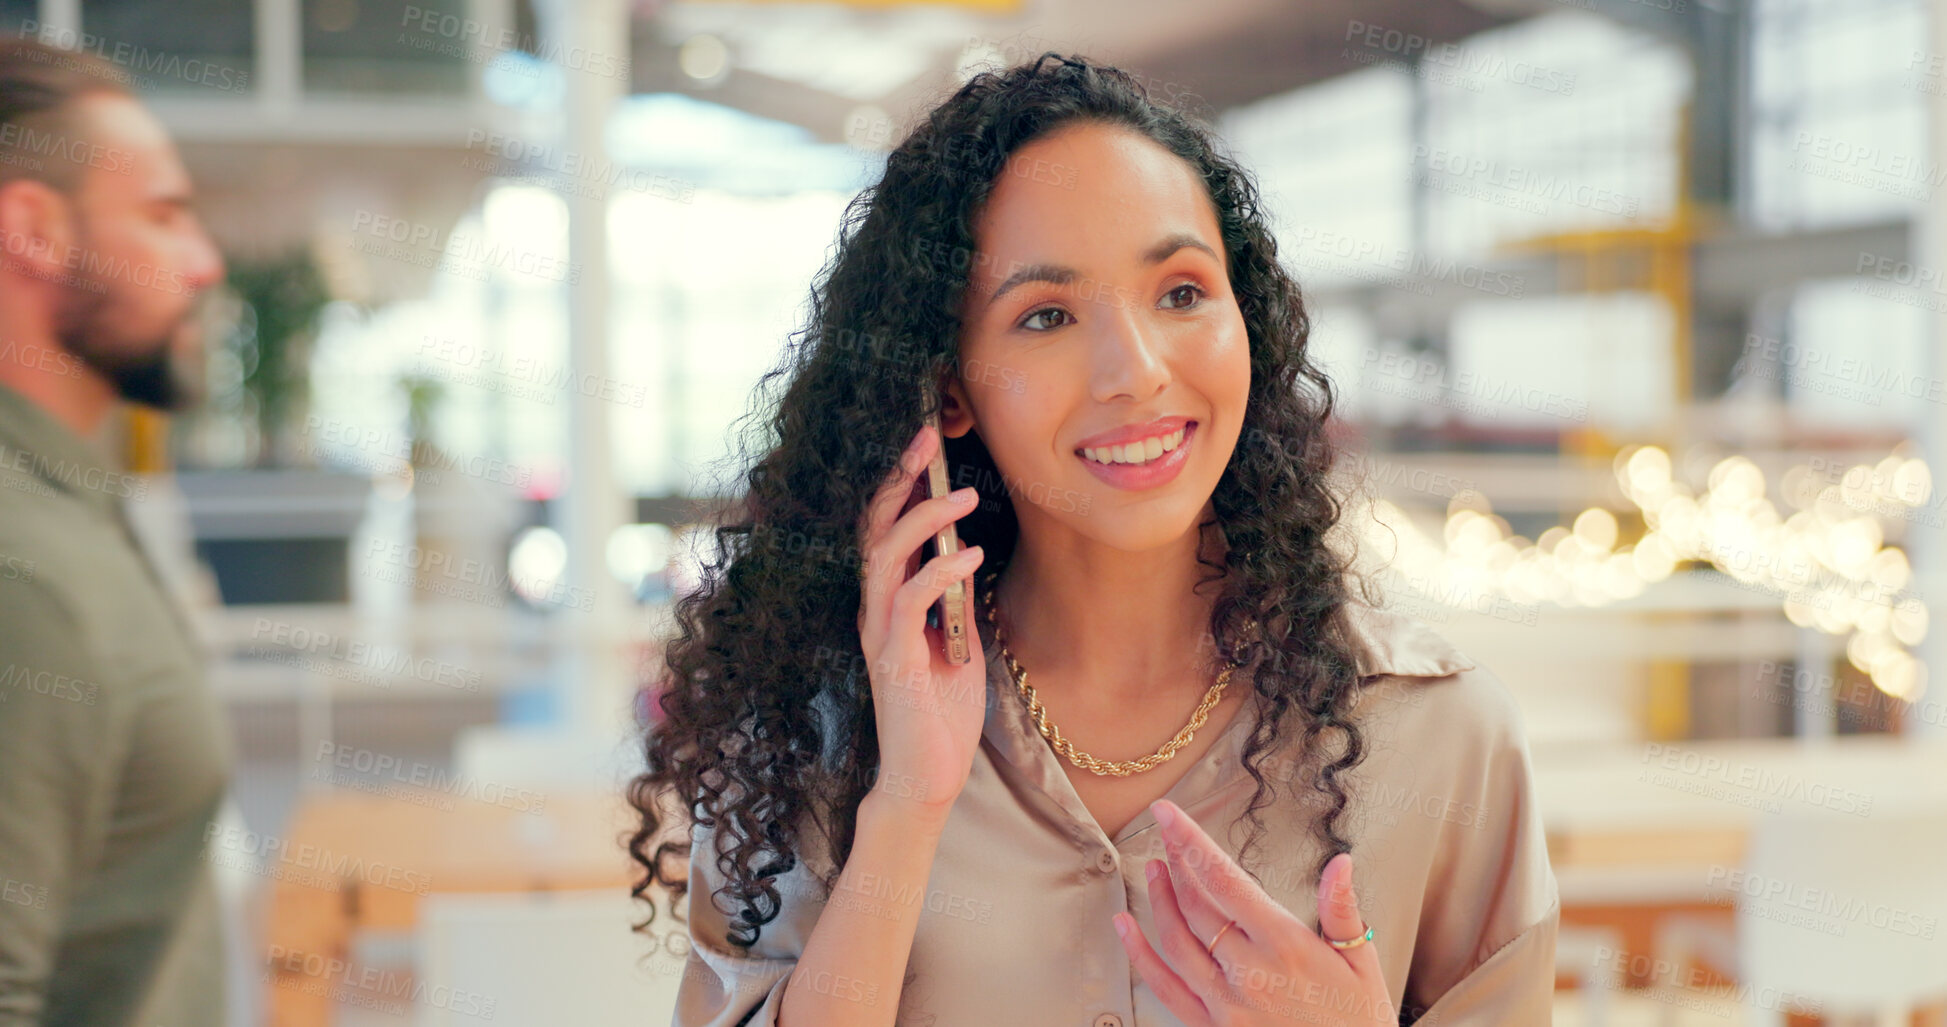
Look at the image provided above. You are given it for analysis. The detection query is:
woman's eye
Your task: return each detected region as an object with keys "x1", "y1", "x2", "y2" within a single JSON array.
[
  {"x1": 1020, "y1": 307, "x2": 1072, "y2": 331},
  {"x1": 1162, "y1": 283, "x2": 1203, "y2": 309}
]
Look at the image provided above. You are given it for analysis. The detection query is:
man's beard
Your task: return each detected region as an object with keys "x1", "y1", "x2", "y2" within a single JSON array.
[{"x1": 54, "y1": 276, "x2": 202, "y2": 412}]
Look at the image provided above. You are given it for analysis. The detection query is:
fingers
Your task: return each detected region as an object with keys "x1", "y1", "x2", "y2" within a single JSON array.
[
  {"x1": 890, "y1": 546, "x2": 984, "y2": 646},
  {"x1": 1158, "y1": 838, "x2": 1233, "y2": 937},
  {"x1": 1114, "y1": 910, "x2": 1213, "y2": 1026},
  {"x1": 1315, "y1": 852, "x2": 1361, "y2": 938},
  {"x1": 857, "y1": 424, "x2": 981, "y2": 648},
  {"x1": 867, "y1": 487, "x2": 977, "y2": 603},
  {"x1": 1150, "y1": 800, "x2": 1291, "y2": 934},
  {"x1": 860, "y1": 424, "x2": 933, "y2": 553},
  {"x1": 858, "y1": 425, "x2": 933, "y2": 605},
  {"x1": 1316, "y1": 852, "x2": 1383, "y2": 985},
  {"x1": 1142, "y1": 858, "x2": 1231, "y2": 995},
  {"x1": 858, "y1": 436, "x2": 926, "y2": 651}
]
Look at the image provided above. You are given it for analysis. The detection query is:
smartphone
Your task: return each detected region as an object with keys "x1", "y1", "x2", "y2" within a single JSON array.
[{"x1": 919, "y1": 408, "x2": 973, "y2": 665}]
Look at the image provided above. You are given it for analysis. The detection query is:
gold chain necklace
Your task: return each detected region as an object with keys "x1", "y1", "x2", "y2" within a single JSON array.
[{"x1": 978, "y1": 566, "x2": 1242, "y2": 778}]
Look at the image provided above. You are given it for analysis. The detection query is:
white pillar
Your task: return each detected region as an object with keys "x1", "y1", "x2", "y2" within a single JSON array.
[
  {"x1": 537, "y1": 0, "x2": 631, "y2": 742},
  {"x1": 253, "y1": 0, "x2": 299, "y2": 116},
  {"x1": 39, "y1": 0, "x2": 78, "y2": 38},
  {"x1": 1913, "y1": 0, "x2": 1947, "y2": 740}
]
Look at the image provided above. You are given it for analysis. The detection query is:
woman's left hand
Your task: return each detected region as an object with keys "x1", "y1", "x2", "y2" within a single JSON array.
[{"x1": 1112, "y1": 799, "x2": 1395, "y2": 1026}]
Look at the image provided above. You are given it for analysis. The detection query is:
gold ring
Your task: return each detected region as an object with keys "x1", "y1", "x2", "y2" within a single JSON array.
[
  {"x1": 1323, "y1": 924, "x2": 1373, "y2": 950},
  {"x1": 1204, "y1": 919, "x2": 1237, "y2": 958}
]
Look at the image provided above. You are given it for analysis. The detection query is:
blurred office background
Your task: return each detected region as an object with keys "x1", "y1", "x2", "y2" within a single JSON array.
[{"x1": 34, "y1": 0, "x2": 1947, "y2": 1022}]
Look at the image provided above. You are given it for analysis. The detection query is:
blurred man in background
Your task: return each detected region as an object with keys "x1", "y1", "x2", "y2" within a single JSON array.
[{"x1": 0, "y1": 38, "x2": 230, "y2": 1027}]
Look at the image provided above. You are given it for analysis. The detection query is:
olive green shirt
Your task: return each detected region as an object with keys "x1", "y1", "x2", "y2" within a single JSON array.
[{"x1": 0, "y1": 382, "x2": 232, "y2": 1027}]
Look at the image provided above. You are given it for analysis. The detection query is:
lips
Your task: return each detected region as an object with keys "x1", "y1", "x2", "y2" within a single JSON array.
[
  {"x1": 1073, "y1": 420, "x2": 1197, "y2": 491},
  {"x1": 1073, "y1": 415, "x2": 1195, "y2": 460},
  {"x1": 1077, "y1": 423, "x2": 1191, "y2": 465}
]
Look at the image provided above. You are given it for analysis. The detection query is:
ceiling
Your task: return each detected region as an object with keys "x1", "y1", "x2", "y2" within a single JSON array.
[
  {"x1": 172, "y1": 0, "x2": 1559, "y2": 295},
  {"x1": 631, "y1": 0, "x2": 1522, "y2": 144}
]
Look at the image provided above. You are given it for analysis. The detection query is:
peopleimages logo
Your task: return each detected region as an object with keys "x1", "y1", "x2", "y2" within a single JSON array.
[
  {"x1": 399, "y1": 5, "x2": 629, "y2": 81},
  {"x1": 1705, "y1": 865, "x2": 1939, "y2": 940},
  {"x1": 1343, "y1": 19, "x2": 1577, "y2": 95},
  {"x1": 461, "y1": 130, "x2": 693, "y2": 203},
  {"x1": 0, "y1": 663, "x2": 100, "y2": 706},
  {"x1": 313, "y1": 742, "x2": 546, "y2": 814},
  {"x1": 1285, "y1": 227, "x2": 1526, "y2": 297},
  {"x1": 1410, "y1": 144, "x2": 1639, "y2": 217},
  {"x1": 0, "y1": 441, "x2": 150, "y2": 500},
  {"x1": 0, "y1": 120, "x2": 132, "y2": 175},
  {"x1": 0, "y1": 228, "x2": 198, "y2": 297},
  {"x1": 12, "y1": 21, "x2": 251, "y2": 93},
  {"x1": 365, "y1": 538, "x2": 597, "y2": 613},
  {"x1": 301, "y1": 415, "x2": 533, "y2": 489},
  {"x1": 1638, "y1": 742, "x2": 1876, "y2": 816},
  {"x1": 349, "y1": 210, "x2": 580, "y2": 286}
]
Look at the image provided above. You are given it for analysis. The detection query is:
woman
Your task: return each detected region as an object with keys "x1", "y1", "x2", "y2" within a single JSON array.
[{"x1": 628, "y1": 52, "x2": 1559, "y2": 1026}]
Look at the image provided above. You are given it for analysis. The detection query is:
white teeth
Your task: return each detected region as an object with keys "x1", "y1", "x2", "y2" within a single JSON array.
[{"x1": 1082, "y1": 426, "x2": 1188, "y2": 465}]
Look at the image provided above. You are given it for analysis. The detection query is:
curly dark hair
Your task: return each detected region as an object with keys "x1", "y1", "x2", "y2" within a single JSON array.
[{"x1": 625, "y1": 51, "x2": 1382, "y2": 951}]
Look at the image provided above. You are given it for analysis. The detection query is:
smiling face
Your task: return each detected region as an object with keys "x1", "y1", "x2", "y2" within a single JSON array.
[{"x1": 940, "y1": 119, "x2": 1252, "y2": 553}]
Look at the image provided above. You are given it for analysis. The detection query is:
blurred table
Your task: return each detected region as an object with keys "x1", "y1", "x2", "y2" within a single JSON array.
[
  {"x1": 1539, "y1": 734, "x2": 1947, "y2": 868},
  {"x1": 260, "y1": 787, "x2": 649, "y2": 1027},
  {"x1": 260, "y1": 737, "x2": 1947, "y2": 1023},
  {"x1": 1535, "y1": 734, "x2": 1947, "y2": 1005}
]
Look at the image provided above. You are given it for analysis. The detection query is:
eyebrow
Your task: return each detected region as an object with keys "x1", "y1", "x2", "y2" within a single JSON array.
[{"x1": 982, "y1": 232, "x2": 1220, "y2": 310}]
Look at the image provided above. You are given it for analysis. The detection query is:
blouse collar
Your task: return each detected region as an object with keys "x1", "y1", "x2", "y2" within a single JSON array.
[
  {"x1": 973, "y1": 595, "x2": 1476, "y2": 846},
  {"x1": 1343, "y1": 599, "x2": 1478, "y2": 679}
]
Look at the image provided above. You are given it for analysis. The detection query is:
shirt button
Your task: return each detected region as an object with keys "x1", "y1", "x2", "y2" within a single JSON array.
[
  {"x1": 1094, "y1": 1015, "x2": 1124, "y2": 1027},
  {"x1": 1096, "y1": 850, "x2": 1118, "y2": 874}
]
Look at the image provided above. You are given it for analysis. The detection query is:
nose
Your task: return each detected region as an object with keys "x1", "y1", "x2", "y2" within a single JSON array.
[
  {"x1": 1087, "y1": 295, "x2": 1171, "y2": 405},
  {"x1": 181, "y1": 219, "x2": 226, "y2": 296}
]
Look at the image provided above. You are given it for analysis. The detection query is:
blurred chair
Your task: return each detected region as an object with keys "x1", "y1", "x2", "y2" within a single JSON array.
[
  {"x1": 414, "y1": 888, "x2": 684, "y2": 1026},
  {"x1": 1652, "y1": 802, "x2": 1947, "y2": 1027}
]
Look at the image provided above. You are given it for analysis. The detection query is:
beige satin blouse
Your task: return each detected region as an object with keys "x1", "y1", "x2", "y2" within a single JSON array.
[{"x1": 672, "y1": 599, "x2": 1561, "y2": 1026}]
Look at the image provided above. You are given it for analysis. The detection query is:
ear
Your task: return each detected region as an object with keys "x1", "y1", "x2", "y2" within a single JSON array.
[
  {"x1": 0, "y1": 178, "x2": 78, "y2": 284},
  {"x1": 939, "y1": 372, "x2": 976, "y2": 440}
]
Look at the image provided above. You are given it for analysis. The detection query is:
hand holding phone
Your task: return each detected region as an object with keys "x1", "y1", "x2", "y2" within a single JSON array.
[{"x1": 856, "y1": 419, "x2": 988, "y2": 815}]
